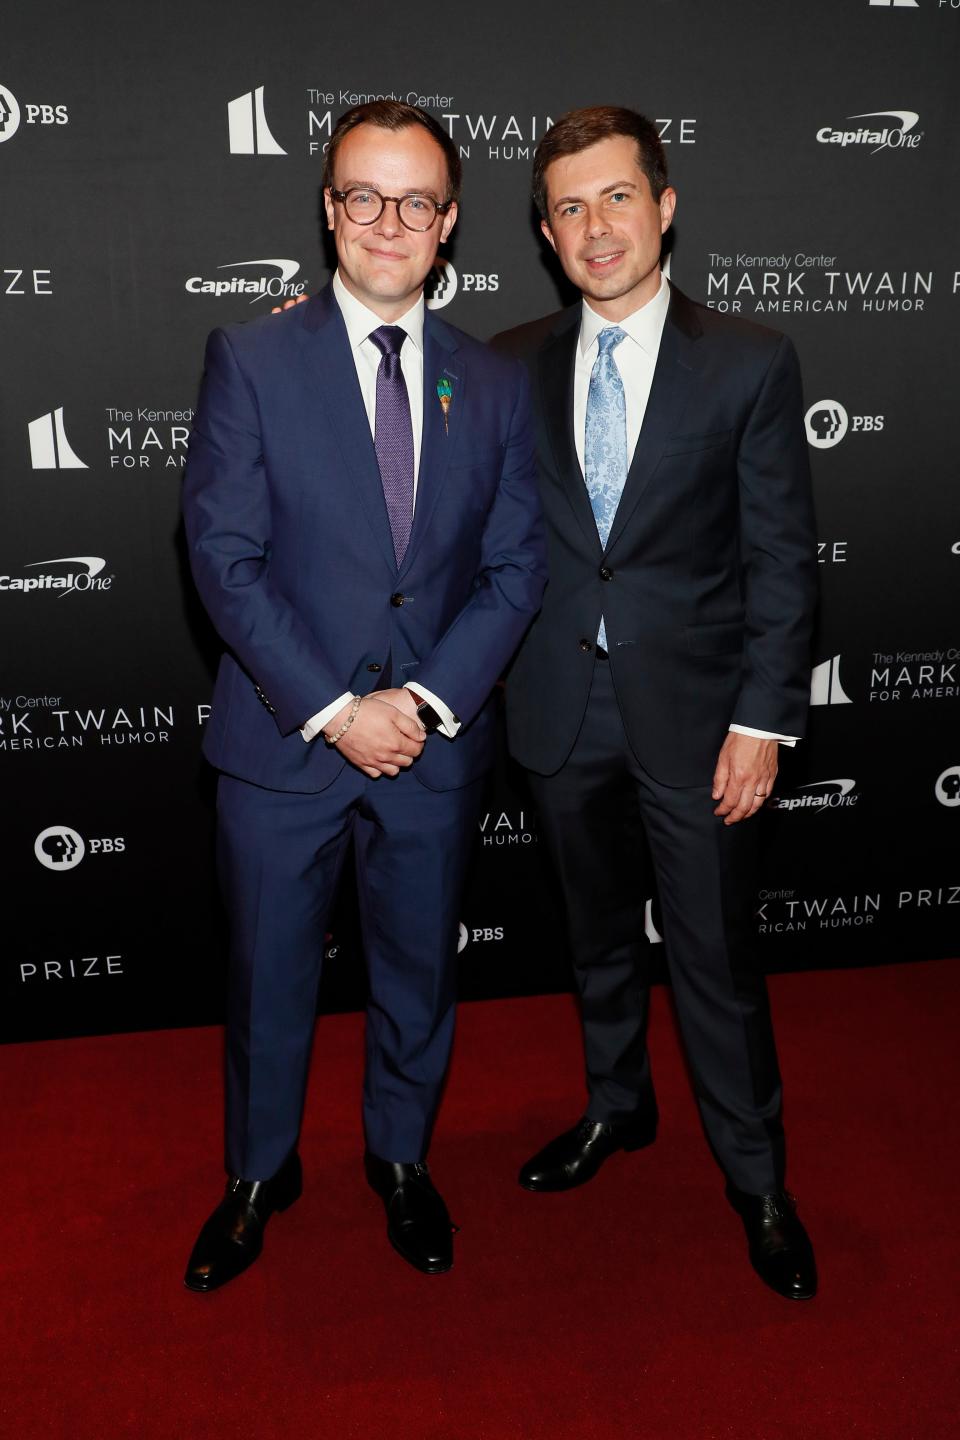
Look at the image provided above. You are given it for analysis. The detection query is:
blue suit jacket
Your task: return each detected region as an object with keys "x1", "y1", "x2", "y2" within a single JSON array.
[{"x1": 183, "y1": 284, "x2": 546, "y2": 793}]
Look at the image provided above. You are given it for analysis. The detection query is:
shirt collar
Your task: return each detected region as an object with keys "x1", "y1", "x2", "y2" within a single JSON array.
[
  {"x1": 578, "y1": 270, "x2": 670, "y2": 358},
  {"x1": 333, "y1": 270, "x2": 425, "y2": 354}
]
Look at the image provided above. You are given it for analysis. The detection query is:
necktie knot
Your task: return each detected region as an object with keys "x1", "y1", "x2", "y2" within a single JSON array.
[
  {"x1": 370, "y1": 325, "x2": 407, "y2": 359},
  {"x1": 597, "y1": 325, "x2": 627, "y2": 357}
]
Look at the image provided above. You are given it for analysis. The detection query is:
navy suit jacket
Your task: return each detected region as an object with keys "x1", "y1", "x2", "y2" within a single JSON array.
[
  {"x1": 494, "y1": 285, "x2": 818, "y2": 787},
  {"x1": 183, "y1": 283, "x2": 546, "y2": 793}
]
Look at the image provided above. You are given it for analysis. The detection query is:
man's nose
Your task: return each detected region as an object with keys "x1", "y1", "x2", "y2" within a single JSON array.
[
  {"x1": 374, "y1": 199, "x2": 404, "y2": 238},
  {"x1": 584, "y1": 204, "x2": 611, "y2": 238}
]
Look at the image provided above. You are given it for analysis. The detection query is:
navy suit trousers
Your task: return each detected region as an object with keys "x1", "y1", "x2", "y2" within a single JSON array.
[{"x1": 217, "y1": 764, "x2": 483, "y2": 1180}]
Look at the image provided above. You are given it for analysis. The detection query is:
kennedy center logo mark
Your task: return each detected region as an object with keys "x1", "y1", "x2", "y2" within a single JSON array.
[
  {"x1": 811, "y1": 655, "x2": 853, "y2": 706},
  {"x1": 0, "y1": 84, "x2": 21, "y2": 142},
  {"x1": 227, "y1": 87, "x2": 286, "y2": 155},
  {"x1": 28, "y1": 408, "x2": 88, "y2": 469}
]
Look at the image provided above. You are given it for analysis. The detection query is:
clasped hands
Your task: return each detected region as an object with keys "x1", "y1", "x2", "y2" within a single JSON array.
[{"x1": 324, "y1": 688, "x2": 425, "y2": 778}]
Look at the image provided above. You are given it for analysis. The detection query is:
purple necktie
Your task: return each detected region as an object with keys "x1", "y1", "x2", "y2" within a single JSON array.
[{"x1": 370, "y1": 325, "x2": 414, "y2": 567}]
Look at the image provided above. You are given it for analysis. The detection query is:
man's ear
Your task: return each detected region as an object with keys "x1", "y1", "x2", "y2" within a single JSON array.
[
  {"x1": 322, "y1": 186, "x2": 336, "y2": 232},
  {"x1": 440, "y1": 201, "x2": 458, "y2": 244},
  {"x1": 540, "y1": 219, "x2": 557, "y2": 254},
  {"x1": 659, "y1": 186, "x2": 677, "y2": 235}
]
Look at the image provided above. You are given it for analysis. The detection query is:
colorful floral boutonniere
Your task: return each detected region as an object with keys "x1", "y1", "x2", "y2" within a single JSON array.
[{"x1": 436, "y1": 376, "x2": 453, "y2": 435}]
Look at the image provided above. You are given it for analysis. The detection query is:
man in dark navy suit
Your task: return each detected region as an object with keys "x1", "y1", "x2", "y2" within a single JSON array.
[
  {"x1": 494, "y1": 108, "x2": 819, "y2": 1300},
  {"x1": 181, "y1": 100, "x2": 545, "y2": 1289}
]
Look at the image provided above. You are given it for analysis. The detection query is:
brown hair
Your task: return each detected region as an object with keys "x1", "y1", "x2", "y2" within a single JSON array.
[
  {"x1": 532, "y1": 106, "x2": 668, "y2": 219},
  {"x1": 323, "y1": 100, "x2": 462, "y2": 203}
]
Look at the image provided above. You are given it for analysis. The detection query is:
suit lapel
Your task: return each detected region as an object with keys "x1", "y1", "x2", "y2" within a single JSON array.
[
  {"x1": 398, "y1": 319, "x2": 462, "y2": 580},
  {"x1": 604, "y1": 288, "x2": 702, "y2": 554},
  {"x1": 539, "y1": 317, "x2": 604, "y2": 557},
  {"x1": 296, "y1": 286, "x2": 398, "y2": 575}
]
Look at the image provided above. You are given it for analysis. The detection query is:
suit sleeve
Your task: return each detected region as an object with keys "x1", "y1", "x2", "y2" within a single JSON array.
[
  {"x1": 182, "y1": 327, "x2": 346, "y2": 736},
  {"x1": 410, "y1": 363, "x2": 548, "y2": 727},
  {"x1": 731, "y1": 334, "x2": 818, "y2": 737}
]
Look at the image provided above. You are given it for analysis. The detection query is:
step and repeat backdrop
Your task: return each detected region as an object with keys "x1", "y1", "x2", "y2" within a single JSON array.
[{"x1": 3, "y1": 1, "x2": 958, "y2": 1041}]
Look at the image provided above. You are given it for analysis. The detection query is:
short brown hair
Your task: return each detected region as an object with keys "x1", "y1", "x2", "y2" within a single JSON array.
[
  {"x1": 532, "y1": 106, "x2": 668, "y2": 219},
  {"x1": 323, "y1": 100, "x2": 462, "y2": 203}
]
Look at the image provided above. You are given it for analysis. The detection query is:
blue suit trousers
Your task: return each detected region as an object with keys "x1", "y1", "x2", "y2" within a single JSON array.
[{"x1": 217, "y1": 765, "x2": 483, "y2": 1180}]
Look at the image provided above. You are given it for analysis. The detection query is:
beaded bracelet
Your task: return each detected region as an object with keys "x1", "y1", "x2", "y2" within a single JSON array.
[{"x1": 325, "y1": 693, "x2": 362, "y2": 745}]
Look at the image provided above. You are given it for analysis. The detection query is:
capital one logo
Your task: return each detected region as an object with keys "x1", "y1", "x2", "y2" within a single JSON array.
[
  {"x1": 0, "y1": 556, "x2": 110, "y2": 597},
  {"x1": 816, "y1": 110, "x2": 922, "y2": 154},
  {"x1": 227, "y1": 86, "x2": 286, "y2": 155},
  {"x1": 185, "y1": 258, "x2": 304, "y2": 305},
  {"x1": 34, "y1": 826, "x2": 85, "y2": 871},
  {"x1": 0, "y1": 84, "x2": 21, "y2": 143},
  {"x1": 811, "y1": 655, "x2": 853, "y2": 706},
  {"x1": 425, "y1": 259, "x2": 458, "y2": 310},
  {"x1": 28, "y1": 407, "x2": 88, "y2": 469},
  {"x1": 935, "y1": 766, "x2": 960, "y2": 807},
  {"x1": 805, "y1": 400, "x2": 848, "y2": 449},
  {"x1": 767, "y1": 778, "x2": 858, "y2": 814}
]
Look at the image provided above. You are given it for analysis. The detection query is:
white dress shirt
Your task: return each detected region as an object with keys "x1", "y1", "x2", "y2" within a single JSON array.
[
  {"x1": 574, "y1": 273, "x2": 796, "y2": 747},
  {"x1": 301, "y1": 271, "x2": 457, "y2": 742}
]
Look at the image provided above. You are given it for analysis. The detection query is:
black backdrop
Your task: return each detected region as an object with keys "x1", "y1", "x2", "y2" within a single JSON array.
[{"x1": 3, "y1": 0, "x2": 958, "y2": 1043}]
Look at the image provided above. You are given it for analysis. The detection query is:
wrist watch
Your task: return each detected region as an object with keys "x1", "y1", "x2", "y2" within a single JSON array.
[{"x1": 406, "y1": 689, "x2": 443, "y2": 735}]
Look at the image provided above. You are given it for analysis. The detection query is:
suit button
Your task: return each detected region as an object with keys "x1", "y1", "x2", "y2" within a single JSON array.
[
  {"x1": 367, "y1": 662, "x2": 382, "y2": 673},
  {"x1": 390, "y1": 593, "x2": 405, "y2": 607},
  {"x1": 578, "y1": 638, "x2": 593, "y2": 653},
  {"x1": 599, "y1": 566, "x2": 614, "y2": 581}
]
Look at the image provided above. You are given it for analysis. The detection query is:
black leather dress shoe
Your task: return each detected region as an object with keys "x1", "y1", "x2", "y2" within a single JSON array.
[
  {"x1": 183, "y1": 1149, "x2": 303, "y2": 1293},
  {"x1": 726, "y1": 1184, "x2": 818, "y2": 1300},
  {"x1": 519, "y1": 1112, "x2": 657, "y2": 1192},
  {"x1": 364, "y1": 1153, "x2": 454, "y2": 1274}
]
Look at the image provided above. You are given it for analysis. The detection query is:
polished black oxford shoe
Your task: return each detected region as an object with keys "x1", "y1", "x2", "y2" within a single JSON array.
[
  {"x1": 519, "y1": 1112, "x2": 657, "y2": 1192},
  {"x1": 726, "y1": 1183, "x2": 818, "y2": 1301},
  {"x1": 364, "y1": 1153, "x2": 455, "y2": 1274},
  {"x1": 183, "y1": 1149, "x2": 303, "y2": 1293}
]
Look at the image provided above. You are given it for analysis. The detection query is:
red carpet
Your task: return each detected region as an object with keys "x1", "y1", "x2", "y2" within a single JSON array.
[{"x1": 5, "y1": 960, "x2": 959, "y2": 1440}]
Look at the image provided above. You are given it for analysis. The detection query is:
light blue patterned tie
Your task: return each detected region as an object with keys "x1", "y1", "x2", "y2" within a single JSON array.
[{"x1": 584, "y1": 325, "x2": 627, "y2": 649}]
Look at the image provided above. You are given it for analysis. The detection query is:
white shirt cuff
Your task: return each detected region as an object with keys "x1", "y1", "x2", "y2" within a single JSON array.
[
  {"x1": 729, "y1": 724, "x2": 797, "y2": 748},
  {"x1": 404, "y1": 682, "x2": 460, "y2": 738},
  {"x1": 301, "y1": 692, "x2": 354, "y2": 742}
]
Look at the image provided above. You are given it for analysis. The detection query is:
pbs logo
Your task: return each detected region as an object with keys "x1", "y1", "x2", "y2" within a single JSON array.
[
  {"x1": 0, "y1": 84, "x2": 21, "y2": 143},
  {"x1": 425, "y1": 259, "x2": 458, "y2": 311},
  {"x1": 34, "y1": 826, "x2": 126, "y2": 870},
  {"x1": 805, "y1": 400, "x2": 849, "y2": 449},
  {"x1": 935, "y1": 766, "x2": 960, "y2": 808},
  {"x1": 34, "y1": 825, "x2": 85, "y2": 871}
]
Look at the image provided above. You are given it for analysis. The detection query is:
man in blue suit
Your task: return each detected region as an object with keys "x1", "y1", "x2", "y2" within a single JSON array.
[{"x1": 181, "y1": 100, "x2": 546, "y2": 1289}]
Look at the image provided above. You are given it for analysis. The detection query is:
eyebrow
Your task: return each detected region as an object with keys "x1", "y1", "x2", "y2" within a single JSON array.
[
  {"x1": 338, "y1": 178, "x2": 443, "y2": 200},
  {"x1": 552, "y1": 180, "x2": 638, "y2": 211}
]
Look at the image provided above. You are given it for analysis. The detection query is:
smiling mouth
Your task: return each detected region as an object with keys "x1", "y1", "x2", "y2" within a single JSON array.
[{"x1": 584, "y1": 250, "x2": 625, "y2": 268}]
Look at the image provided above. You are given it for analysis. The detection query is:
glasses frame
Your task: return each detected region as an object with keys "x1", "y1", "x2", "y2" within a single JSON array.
[{"x1": 328, "y1": 186, "x2": 454, "y2": 232}]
